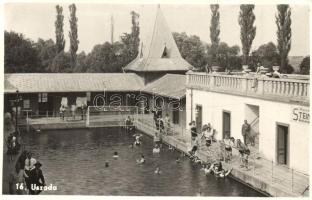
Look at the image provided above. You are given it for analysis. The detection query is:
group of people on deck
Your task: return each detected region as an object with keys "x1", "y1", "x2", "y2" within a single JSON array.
[
  {"x1": 10, "y1": 151, "x2": 46, "y2": 195},
  {"x1": 152, "y1": 108, "x2": 171, "y2": 136},
  {"x1": 59, "y1": 103, "x2": 87, "y2": 121},
  {"x1": 187, "y1": 119, "x2": 252, "y2": 171}
]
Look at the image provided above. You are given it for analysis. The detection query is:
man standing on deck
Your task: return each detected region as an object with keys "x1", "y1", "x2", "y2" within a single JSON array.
[{"x1": 241, "y1": 120, "x2": 250, "y2": 145}]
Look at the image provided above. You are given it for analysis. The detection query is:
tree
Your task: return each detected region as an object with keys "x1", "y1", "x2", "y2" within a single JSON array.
[
  {"x1": 250, "y1": 42, "x2": 280, "y2": 71},
  {"x1": 35, "y1": 38, "x2": 57, "y2": 71},
  {"x1": 173, "y1": 32, "x2": 207, "y2": 70},
  {"x1": 299, "y1": 56, "x2": 310, "y2": 75},
  {"x1": 210, "y1": 4, "x2": 220, "y2": 64},
  {"x1": 69, "y1": 4, "x2": 79, "y2": 69},
  {"x1": 239, "y1": 4, "x2": 256, "y2": 66},
  {"x1": 74, "y1": 51, "x2": 87, "y2": 72},
  {"x1": 4, "y1": 31, "x2": 41, "y2": 73},
  {"x1": 49, "y1": 51, "x2": 71, "y2": 72},
  {"x1": 215, "y1": 42, "x2": 241, "y2": 71},
  {"x1": 205, "y1": 42, "x2": 241, "y2": 71},
  {"x1": 85, "y1": 42, "x2": 126, "y2": 73},
  {"x1": 55, "y1": 5, "x2": 65, "y2": 53},
  {"x1": 276, "y1": 5, "x2": 292, "y2": 73},
  {"x1": 130, "y1": 11, "x2": 140, "y2": 58}
]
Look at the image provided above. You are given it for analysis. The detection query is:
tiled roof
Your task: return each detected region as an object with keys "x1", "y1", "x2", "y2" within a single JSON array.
[
  {"x1": 124, "y1": 6, "x2": 193, "y2": 72},
  {"x1": 4, "y1": 73, "x2": 144, "y2": 93},
  {"x1": 142, "y1": 74, "x2": 186, "y2": 99}
]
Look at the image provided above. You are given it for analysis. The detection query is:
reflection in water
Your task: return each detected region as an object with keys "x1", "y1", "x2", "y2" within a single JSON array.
[{"x1": 22, "y1": 128, "x2": 263, "y2": 196}]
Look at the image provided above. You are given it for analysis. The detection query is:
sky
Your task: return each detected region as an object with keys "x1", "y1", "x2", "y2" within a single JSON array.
[{"x1": 4, "y1": 3, "x2": 310, "y2": 56}]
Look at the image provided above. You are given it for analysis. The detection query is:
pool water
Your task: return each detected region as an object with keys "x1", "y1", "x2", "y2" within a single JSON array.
[{"x1": 22, "y1": 127, "x2": 263, "y2": 196}]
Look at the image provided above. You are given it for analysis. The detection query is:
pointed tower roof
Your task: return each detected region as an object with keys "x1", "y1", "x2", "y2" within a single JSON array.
[{"x1": 124, "y1": 6, "x2": 193, "y2": 72}]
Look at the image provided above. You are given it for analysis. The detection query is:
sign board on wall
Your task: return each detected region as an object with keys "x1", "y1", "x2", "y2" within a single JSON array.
[{"x1": 292, "y1": 107, "x2": 309, "y2": 123}]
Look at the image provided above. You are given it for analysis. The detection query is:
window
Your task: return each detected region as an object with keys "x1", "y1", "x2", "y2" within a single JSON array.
[
  {"x1": 23, "y1": 99, "x2": 30, "y2": 109},
  {"x1": 161, "y1": 46, "x2": 169, "y2": 58},
  {"x1": 38, "y1": 93, "x2": 48, "y2": 103},
  {"x1": 172, "y1": 110, "x2": 179, "y2": 124}
]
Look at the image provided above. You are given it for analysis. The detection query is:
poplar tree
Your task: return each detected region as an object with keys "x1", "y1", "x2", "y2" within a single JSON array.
[
  {"x1": 69, "y1": 4, "x2": 79, "y2": 69},
  {"x1": 239, "y1": 4, "x2": 256, "y2": 66},
  {"x1": 55, "y1": 5, "x2": 65, "y2": 53},
  {"x1": 210, "y1": 4, "x2": 220, "y2": 65},
  {"x1": 130, "y1": 11, "x2": 140, "y2": 58},
  {"x1": 276, "y1": 5, "x2": 292, "y2": 73}
]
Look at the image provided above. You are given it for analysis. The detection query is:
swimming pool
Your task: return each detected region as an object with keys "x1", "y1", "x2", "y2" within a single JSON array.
[{"x1": 22, "y1": 127, "x2": 263, "y2": 196}]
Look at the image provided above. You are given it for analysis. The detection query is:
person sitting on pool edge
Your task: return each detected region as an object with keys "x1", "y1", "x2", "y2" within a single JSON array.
[
  {"x1": 113, "y1": 151, "x2": 119, "y2": 159},
  {"x1": 137, "y1": 154, "x2": 145, "y2": 164}
]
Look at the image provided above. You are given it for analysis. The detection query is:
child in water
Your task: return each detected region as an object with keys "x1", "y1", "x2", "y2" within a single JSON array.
[
  {"x1": 136, "y1": 154, "x2": 145, "y2": 164},
  {"x1": 154, "y1": 166, "x2": 161, "y2": 174},
  {"x1": 133, "y1": 134, "x2": 143, "y2": 146},
  {"x1": 113, "y1": 151, "x2": 119, "y2": 159}
]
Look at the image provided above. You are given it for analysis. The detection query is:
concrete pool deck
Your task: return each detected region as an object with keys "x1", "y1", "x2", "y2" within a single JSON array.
[
  {"x1": 23, "y1": 115, "x2": 309, "y2": 197},
  {"x1": 134, "y1": 117, "x2": 309, "y2": 197}
]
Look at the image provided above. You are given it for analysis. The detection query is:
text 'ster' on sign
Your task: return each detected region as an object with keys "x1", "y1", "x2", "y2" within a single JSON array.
[{"x1": 292, "y1": 107, "x2": 309, "y2": 123}]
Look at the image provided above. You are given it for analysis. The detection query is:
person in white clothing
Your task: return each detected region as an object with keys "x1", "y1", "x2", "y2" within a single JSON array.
[{"x1": 202, "y1": 123, "x2": 213, "y2": 147}]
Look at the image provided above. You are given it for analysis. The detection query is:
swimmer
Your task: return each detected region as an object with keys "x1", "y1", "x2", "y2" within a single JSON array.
[
  {"x1": 136, "y1": 154, "x2": 145, "y2": 164},
  {"x1": 176, "y1": 157, "x2": 181, "y2": 163},
  {"x1": 133, "y1": 134, "x2": 142, "y2": 146},
  {"x1": 154, "y1": 167, "x2": 162, "y2": 174},
  {"x1": 196, "y1": 189, "x2": 202, "y2": 196},
  {"x1": 219, "y1": 168, "x2": 233, "y2": 178},
  {"x1": 152, "y1": 145, "x2": 160, "y2": 154},
  {"x1": 113, "y1": 151, "x2": 119, "y2": 158},
  {"x1": 105, "y1": 161, "x2": 109, "y2": 168},
  {"x1": 204, "y1": 164, "x2": 213, "y2": 175},
  {"x1": 168, "y1": 145, "x2": 174, "y2": 151}
]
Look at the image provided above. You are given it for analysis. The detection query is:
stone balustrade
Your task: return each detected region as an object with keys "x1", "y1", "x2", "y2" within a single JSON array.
[{"x1": 186, "y1": 72, "x2": 310, "y2": 105}]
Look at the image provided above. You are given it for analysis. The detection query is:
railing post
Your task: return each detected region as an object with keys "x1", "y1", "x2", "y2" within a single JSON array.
[
  {"x1": 253, "y1": 157, "x2": 255, "y2": 176},
  {"x1": 256, "y1": 78, "x2": 264, "y2": 95},
  {"x1": 241, "y1": 78, "x2": 247, "y2": 94},
  {"x1": 292, "y1": 168, "x2": 294, "y2": 192},
  {"x1": 46, "y1": 110, "x2": 48, "y2": 118},
  {"x1": 86, "y1": 107, "x2": 89, "y2": 127},
  {"x1": 271, "y1": 160, "x2": 274, "y2": 184},
  {"x1": 186, "y1": 73, "x2": 190, "y2": 85},
  {"x1": 210, "y1": 75, "x2": 215, "y2": 89}
]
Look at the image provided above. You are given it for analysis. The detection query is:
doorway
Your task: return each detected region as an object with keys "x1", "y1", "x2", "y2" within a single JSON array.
[
  {"x1": 222, "y1": 111, "x2": 231, "y2": 139},
  {"x1": 195, "y1": 105, "x2": 202, "y2": 132},
  {"x1": 276, "y1": 124, "x2": 289, "y2": 165}
]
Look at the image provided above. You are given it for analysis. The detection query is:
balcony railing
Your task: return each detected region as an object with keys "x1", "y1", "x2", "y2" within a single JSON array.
[{"x1": 187, "y1": 72, "x2": 310, "y2": 105}]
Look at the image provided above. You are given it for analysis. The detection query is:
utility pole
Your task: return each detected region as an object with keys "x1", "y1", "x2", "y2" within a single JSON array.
[{"x1": 111, "y1": 14, "x2": 114, "y2": 44}]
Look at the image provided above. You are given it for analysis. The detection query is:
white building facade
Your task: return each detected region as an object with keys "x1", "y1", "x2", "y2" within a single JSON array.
[{"x1": 186, "y1": 71, "x2": 309, "y2": 174}]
